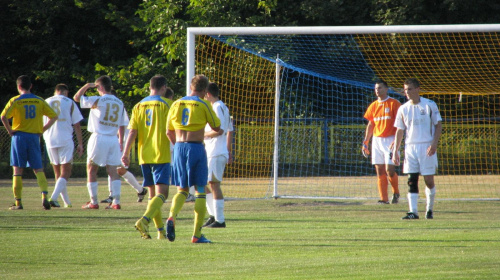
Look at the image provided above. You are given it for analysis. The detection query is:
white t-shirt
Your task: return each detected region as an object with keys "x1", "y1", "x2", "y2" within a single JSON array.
[
  {"x1": 394, "y1": 97, "x2": 442, "y2": 144},
  {"x1": 204, "y1": 100, "x2": 233, "y2": 158},
  {"x1": 43, "y1": 95, "x2": 84, "y2": 148},
  {"x1": 80, "y1": 94, "x2": 128, "y2": 136}
]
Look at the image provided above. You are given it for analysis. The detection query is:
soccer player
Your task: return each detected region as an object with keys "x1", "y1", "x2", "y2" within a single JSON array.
[
  {"x1": 202, "y1": 82, "x2": 233, "y2": 228},
  {"x1": 74, "y1": 75, "x2": 128, "y2": 210},
  {"x1": 100, "y1": 97, "x2": 147, "y2": 204},
  {"x1": 393, "y1": 78, "x2": 442, "y2": 220},
  {"x1": 1, "y1": 75, "x2": 58, "y2": 210},
  {"x1": 166, "y1": 74, "x2": 221, "y2": 243},
  {"x1": 122, "y1": 75, "x2": 173, "y2": 239},
  {"x1": 362, "y1": 79, "x2": 401, "y2": 204},
  {"x1": 43, "y1": 84, "x2": 84, "y2": 208}
]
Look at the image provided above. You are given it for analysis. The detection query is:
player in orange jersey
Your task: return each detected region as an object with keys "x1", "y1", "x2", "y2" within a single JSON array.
[{"x1": 362, "y1": 79, "x2": 401, "y2": 204}]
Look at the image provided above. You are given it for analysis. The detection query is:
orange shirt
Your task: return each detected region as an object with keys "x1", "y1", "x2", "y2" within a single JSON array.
[{"x1": 363, "y1": 97, "x2": 401, "y2": 138}]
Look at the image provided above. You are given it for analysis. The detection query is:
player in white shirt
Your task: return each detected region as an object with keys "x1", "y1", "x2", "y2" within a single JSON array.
[
  {"x1": 74, "y1": 75, "x2": 128, "y2": 209},
  {"x1": 393, "y1": 78, "x2": 442, "y2": 220},
  {"x1": 43, "y1": 84, "x2": 84, "y2": 208},
  {"x1": 99, "y1": 91, "x2": 147, "y2": 204},
  {"x1": 202, "y1": 83, "x2": 233, "y2": 228}
]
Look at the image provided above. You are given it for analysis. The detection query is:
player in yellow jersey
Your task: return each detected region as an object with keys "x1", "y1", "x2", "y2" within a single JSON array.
[
  {"x1": 1, "y1": 75, "x2": 58, "y2": 210},
  {"x1": 122, "y1": 75, "x2": 173, "y2": 239},
  {"x1": 165, "y1": 75, "x2": 221, "y2": 243}
]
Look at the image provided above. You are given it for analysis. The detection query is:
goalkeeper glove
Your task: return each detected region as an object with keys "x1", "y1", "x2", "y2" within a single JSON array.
[{"x1": 362, "y1": 141, "x2": 370, "y2": 158}]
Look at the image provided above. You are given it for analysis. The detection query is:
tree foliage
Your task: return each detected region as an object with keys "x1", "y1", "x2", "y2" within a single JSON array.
[{"x1": 1, "y1": 0, "x2": 499, "y2": 110}]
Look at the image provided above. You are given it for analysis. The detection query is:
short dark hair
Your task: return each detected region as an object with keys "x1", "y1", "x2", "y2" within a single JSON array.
[
  {"x1": 95, "y1": 75, "x2": 112, "y2": 92},
  {"x1": 375, "y1": 79, "x2": 388, "y2": 88},
  {"x1": 165, "y1": 87, "x2": 174, "y2": 99},
  {"x1": 207, "y1": 82, "x2": 220, "y2": 98},
  {"x1": 191, "y1": 75, "x2": 209, "y2": 92},
  {"x1": 150, "y1": 75, "x2": 168, "y2": 91},
  {"x1": 55, "y1": 84, "x2": 69, "y2": 93},
  {"x1": 404, "y1": 78, "x2": 420, "y2": 88},
  {"x1": 16, "y1": 75, "x2": 31, "y2": 91}
]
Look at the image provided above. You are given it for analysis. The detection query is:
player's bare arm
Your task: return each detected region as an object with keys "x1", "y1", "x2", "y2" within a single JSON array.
[
  {"x1": 427, "y1": 121, "x2": 442, "y2": 156},
  {"x1": 1, "y1": 115, "x2": 14, "y2": 136},
  {"x1": 204, "y1": 128, "x2": 224, "y2": 138},
  {"x1": 121, "y1": 129, "x2": 138, "y2": 168},
  {"x1": 74, "y1": 122, "x2": 84, "y2": 157},
  {"x1": 73, "y1": 83, "x2": 95, "y2": 103},
  {"x1": 42, "y1": 115, "x2": 58, "y2": 133},
  {"x1": 392, "y1": 128, "x2": 404, "y2": 165}
]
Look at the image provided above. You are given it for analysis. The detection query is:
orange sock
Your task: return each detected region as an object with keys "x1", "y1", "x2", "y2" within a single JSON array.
[
  {"x1": 377, "y1": 174, "x2": 389, "y2": 201},
  {"x1": 388, "y1": 173, "x2": 400, "y2": 195}
]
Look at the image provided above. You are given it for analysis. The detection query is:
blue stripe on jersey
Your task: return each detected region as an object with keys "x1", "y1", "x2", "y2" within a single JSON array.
[
  {"x1": 16, "y1": 93, "x2": 45, "y2": 101},
  {"x1": 141, "y1": 95, "x2": 169, "y2": 107}
]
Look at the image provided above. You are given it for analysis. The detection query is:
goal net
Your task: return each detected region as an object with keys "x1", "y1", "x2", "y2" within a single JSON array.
[{"x1": 188, "y1": 25, "x2": 500, "y2": 200}]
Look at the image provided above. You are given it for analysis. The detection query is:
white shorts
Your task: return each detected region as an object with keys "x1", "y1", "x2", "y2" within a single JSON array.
[
  {"x1": 207, "y1": 155, "x2": 228, "y2": 183},
  {"x1": 372, "y1": 136, "x2": 398, "y2": 165},
  {"x1": 46, "y1": 143, "x2": 74, "y2": 165},
  {"x1": 403, "y1": 143, "x2": 438, "y2": 175},
  {"x1": 87, "y1": 133, "x2": 122, "y2": 167}
]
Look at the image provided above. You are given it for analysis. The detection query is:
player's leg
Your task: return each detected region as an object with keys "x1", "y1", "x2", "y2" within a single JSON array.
[
  {"x1": 11, "y1": 166, "x2": 24, "y2": 209},
  {"x1": 375, "y1": 164, "x2": 389, "y2": 203},
  {"x1": 106, "y1": 164, "x2": 122, "y2": 208},
  {"x1": 386, "y1": 164, "x2": 400, "y2": 204},
  {"x1": 402, "y1": 144, "x2": 420, "y2": 219},
  {"x1": 372, "y1": 137, "x2": 389, "y2": 203},
  {"x1": 423, "y1": 175, "x2": 436, "y2": 219},
  {"x1": 117, "y1": 166, "x2": 144, "y2": 194},
  {"x1": 192, "y1": 185, "x2": 211, "y2": 243},
  {"x1": 206, "y1": 155, "x2": 227, "y2": 228},
  {"x1": 422, "y1": 152, "x2": 438, "y2": 219},
  {"x1": 83, "y1": 162, "x2": 100, "y2": 209},
  {"x1": 9, "y1": 133, "x2": 27, "y2": 209}
]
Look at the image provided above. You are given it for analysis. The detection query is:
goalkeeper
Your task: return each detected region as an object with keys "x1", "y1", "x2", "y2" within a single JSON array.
[{"x1": 362, "y1": 79, "x2": 401, "y2": 204}]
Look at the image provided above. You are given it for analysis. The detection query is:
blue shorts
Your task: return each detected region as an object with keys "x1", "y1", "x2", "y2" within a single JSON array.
[
  {"x1": 172, "y1": 142, "x2": 208, "y2": 188},
  {"x1": 10, "y1": 132, "x2": 43, "y2": 169},
  {"x1": 141, "y1": 163, "x2": 170, "y2": 187}
]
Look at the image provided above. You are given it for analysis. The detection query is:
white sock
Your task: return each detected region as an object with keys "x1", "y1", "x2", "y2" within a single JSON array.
[
  {"x1": 107, "y1": 176, "x2": 113, "y2": 197},
  {"x1": 425, "y1": 187, "x2": 436, "y2": 212},
  {"x1": 206, "y1": 193, "x2": 214, "y2": 216},
  {"x1": 51, "y1": 177, "x2": 66, "y2": 201},
  {"x1": 88, "y1": 182, "x2": 98, "y2": 205},
  {"x1": 60, "y1": 185, "x2": 71, "y2": 206},
  {"x1": 121, "y1": 171, "x2": 143, "y2": 193},
  {"x1": 214, "y1": 199, "x2": 225, "y2": 223},
  {"x1": 189, "y1": 186, "x2": 196, "y2": 196},
  {"x1": 407, "y1": 193, "x2": 419, "y2": 215},
  {"x1": 111, "y1": 180, "x2": 121, "y2": 205}
]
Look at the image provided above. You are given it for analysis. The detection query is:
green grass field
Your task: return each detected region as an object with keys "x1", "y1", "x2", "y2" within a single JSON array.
[{"x1": 0, "y1": 178, "x2": 499, "y2": 279}]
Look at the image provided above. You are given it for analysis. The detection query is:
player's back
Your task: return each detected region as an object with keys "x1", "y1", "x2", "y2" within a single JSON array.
[
  {"x1": 1, "y1": 93, "x2": 56, "y2": 134},
  {"x1": 84, "y1": 94, "x2": 125, "y2": 136},
  {"x1": 168, "y1": 96, "x2": 220, "y2": 132},
  {"x1": 43, "y1": 95, "x2": 83, "y2": 148},
  {"x1": 130, "y1": 95, "x2": 172, "y2": 164}
]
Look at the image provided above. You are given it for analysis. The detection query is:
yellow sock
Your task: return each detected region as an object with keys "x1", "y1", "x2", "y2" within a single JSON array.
[
  {"x1": 152, "y1": 209, "x2": 164, "y2": 230},
  {"x1": 169, "y1": 191, "x2": 188, "y2": 222},
  {"x1": 193, "y1": 193, "x2": 207, "y2": 238},
  {"x1": 35, "y1": 172, "x2": 48, "y2": 199},
  {"x1": 13, "y1": 175, "x2": 23, "y2": 205},
  {"x1": 143, "y1": 194, "x2": 165, "y2": 220}
]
